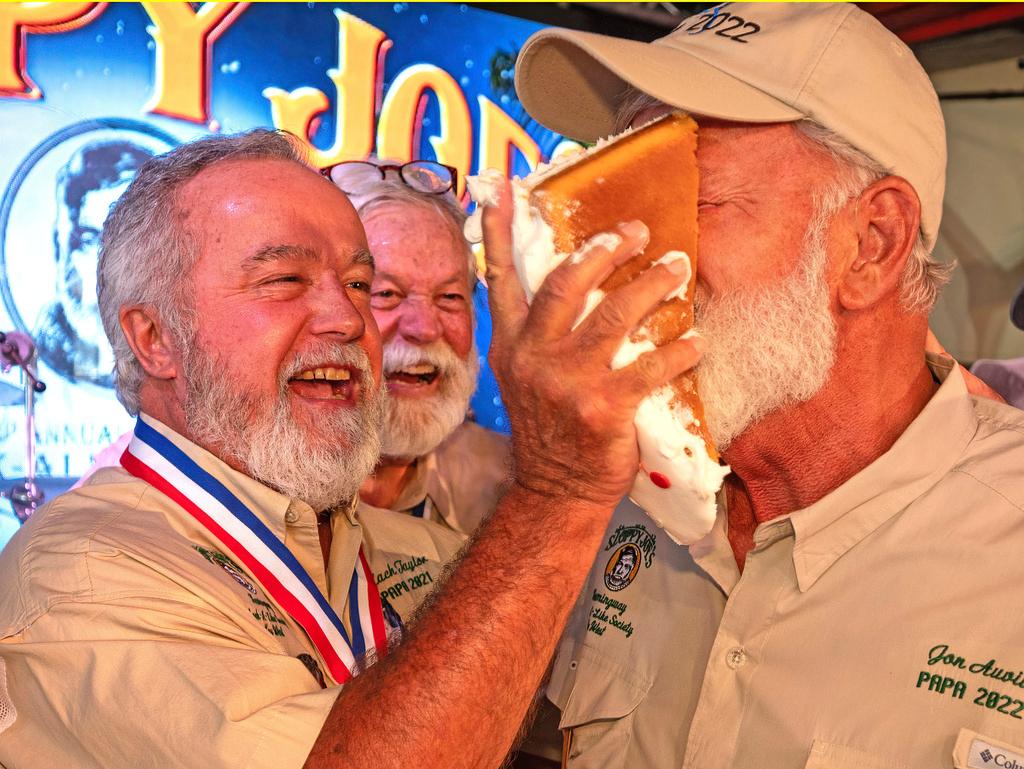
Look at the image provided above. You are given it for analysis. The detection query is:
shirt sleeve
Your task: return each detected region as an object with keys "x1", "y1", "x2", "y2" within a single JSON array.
[{"x1": 0, "y1": 590, "x2": 339, "y2": 769}]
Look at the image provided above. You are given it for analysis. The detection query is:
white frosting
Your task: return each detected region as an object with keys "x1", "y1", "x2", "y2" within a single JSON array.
[
  {"x1": 466, "y1": 125, "x2": 729, "y2": 545},
  {"x1": 510, "y1": 179, "x2": 562, "y2": 300},
  {"x1": 463, "y1": 169, "x2": 504, "y2": 245},
  {"x1": 571, "y1": 232, "x2": 622, "y2": 265},
  {"x1": 577, "y1": 289, "x2": 606, "y2": 330},
  {"x1": 465, "y1": 170, "x2": 503, "y2": 207},
  {"x1": 602, "y1": 331, "x2": 728, "y2": 545},
  {"x1": 655, "y1": 251, "x2": 691, "y2": 303},
  {"x1": 610, "y1": 335, "x2": 654, "y2": 371},
  {"x1": 631, "y1": 389, "x2": 730, "y2": 544}
]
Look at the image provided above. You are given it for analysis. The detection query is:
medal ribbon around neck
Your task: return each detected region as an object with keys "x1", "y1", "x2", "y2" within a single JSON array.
[{"x1": 120, "y1": 417, "x2": 388, "y2": 684}]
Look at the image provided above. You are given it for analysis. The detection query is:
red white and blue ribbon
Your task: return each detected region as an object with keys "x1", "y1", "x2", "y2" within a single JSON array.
[{"x1": 120, "y1": 417, "x2": 388, "y2": 684}]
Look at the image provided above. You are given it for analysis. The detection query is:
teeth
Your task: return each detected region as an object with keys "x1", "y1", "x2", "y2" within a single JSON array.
[
  {"x1": 401, "y1": 364, "x2": 437, "y2": 376},
  {"x1": 325, "y1": 368, "x2": 351, "y2": 381},
  {"x1": 295, "y1": 367, "x2": 352, "y2": 382}
]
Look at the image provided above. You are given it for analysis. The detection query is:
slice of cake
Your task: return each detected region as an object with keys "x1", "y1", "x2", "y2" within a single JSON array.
[{"x1": 467, "y1": 113, "x2": 729, "y2": 544}]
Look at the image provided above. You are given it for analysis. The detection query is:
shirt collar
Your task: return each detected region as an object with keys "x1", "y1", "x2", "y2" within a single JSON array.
[
  {"x1": 391, "y1": 456, "x2": 431, "y2": 513},
  {"x1": 789, "y1": 355, "x2": 977, "y2": 591},
  {"x1": 137, "y1": 413, "x2": 302, "y2": 541},
  {"x1": 389, "y1": 449, "x2": 465, "y2": 530},
  {"x1": 690, "y1": 489, "x2": 741, "y2": 593},
  {"x1": 690, "y1": 355, "x2": 976, "y2": 593}
]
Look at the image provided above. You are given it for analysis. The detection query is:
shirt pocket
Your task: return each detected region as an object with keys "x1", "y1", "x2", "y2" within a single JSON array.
[
  {"x1": 803, "y1": 740, "x2": 912, "y2": 769},
  {"x1": 556, "y1": 646, "x2": 652, "y2": 769}
]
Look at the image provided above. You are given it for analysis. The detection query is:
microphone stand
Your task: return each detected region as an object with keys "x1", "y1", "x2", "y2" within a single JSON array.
[{"x1": 0, "y1": 332, "x2": 47, "y2": 522}]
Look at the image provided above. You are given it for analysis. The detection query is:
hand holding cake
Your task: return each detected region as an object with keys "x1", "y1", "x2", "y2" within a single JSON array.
[
  {"x1": 468, "y1": 113, "x2": 730, "y2": 544},
  {"x1": 474, "y1": 165, "x2": 706, "y2": 520}
]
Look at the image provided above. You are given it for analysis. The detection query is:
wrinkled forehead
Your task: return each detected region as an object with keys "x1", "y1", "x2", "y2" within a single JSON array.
[
  {"x1": 696, "y1": 120, "x2": 815, "y2": 166},
  {"x1": 180, "y1": 157, "x2": 371, "y2": 276},
  {"x1": 189, "y1": 157, "x2": 363, "y2": 227},
  {"x1": 182, "y1": 156, "x2": 351, "y2": 213},
  {"x1": 362, "y1": 199, "x2": 474, "y2": 282}
]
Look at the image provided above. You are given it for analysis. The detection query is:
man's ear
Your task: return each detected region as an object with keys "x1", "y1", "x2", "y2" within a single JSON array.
[
  {"x1": 837, "y1": 175, "x2": 920, "y2": 311},
  {"x1": 119, "y1": 305, "x2": 178, "y2": 381}
]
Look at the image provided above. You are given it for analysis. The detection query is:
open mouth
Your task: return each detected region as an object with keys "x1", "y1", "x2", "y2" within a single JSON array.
[
  {"x1": 287, "y1": 366, "x2": 357, "y2": 401},
  {"x1": 385, "y1": 362, "x2": 439, "y2": 387}
]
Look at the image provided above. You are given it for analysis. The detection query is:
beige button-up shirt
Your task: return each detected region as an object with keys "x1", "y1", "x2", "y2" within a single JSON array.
[
  {"x1": 547, "y1": 360, "x2": 1024, "y2": 769},
  {"x1": 373, "y1": 420, "x2": 509, "y2": 536},
  {"x1": 0, "y1": 416, "x2": 463, "y2": 769},
  {"x1": 359, "y1": 421, "x2": 508, "y2": 613}
]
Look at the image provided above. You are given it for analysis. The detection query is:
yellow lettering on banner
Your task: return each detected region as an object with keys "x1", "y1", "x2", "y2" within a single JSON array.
[
  {"x1": 476, "y1": 95, "x2": 542, "y2": 177},
  {"x1": 0, "y1": 2, "x2": 104, "y2": 99},
  {"x1": 142, "y1": 2, "x2": 248, "y2": 123},
  {"x1": 377, "y1": 64, "x2": 472, "y2": 196},
  {"x1": 264, "y1": 11, "x2": 387, "y2": 167}
]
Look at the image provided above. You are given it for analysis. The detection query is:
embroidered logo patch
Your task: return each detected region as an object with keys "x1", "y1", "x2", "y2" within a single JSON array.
[
  {"x1": 585, "y1": 522, "x2": 658, "y2": 641},
  {"x1": 604, "y1": 543, "x2": 641, "y2": 591},
  {"x1": 968, "y1": 738, "x2": 1024, "y2": 768},
  {"x1": 218, "y1": 558, "x2": 259, "y2": 596},
  {"x1": 604, "y1": 524, "x2": 656, "y2": 570},
  {"x1": 193, "y1": 545, "x2": 289, "y2": 638},
  {"x1": 194, "y1": 544, "x2": 257, "y2": 596},
  {"x1": 297, "y1": 653, "x2": 327, "y2": 689}
]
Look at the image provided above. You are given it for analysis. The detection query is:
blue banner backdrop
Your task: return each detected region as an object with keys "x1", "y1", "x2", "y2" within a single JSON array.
[{"x1": 0, "y1": 2, "x2": 566, "y2": 546}]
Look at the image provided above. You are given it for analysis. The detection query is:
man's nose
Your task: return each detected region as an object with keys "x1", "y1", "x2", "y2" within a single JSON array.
[
  {"x1": 308, "y1": 274, "x2": 366, "y2": 340},
  {"x1": 396, "y1": 297, "x2": 443, "y2": 345}
]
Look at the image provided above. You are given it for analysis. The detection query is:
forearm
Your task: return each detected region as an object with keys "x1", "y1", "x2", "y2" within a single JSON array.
[
  {"x1": 305, "y1": 483, "x2": 610, "y2": 769},
  {"x1": 303, "y1": 183, "x2": 703, "y2": 768}
]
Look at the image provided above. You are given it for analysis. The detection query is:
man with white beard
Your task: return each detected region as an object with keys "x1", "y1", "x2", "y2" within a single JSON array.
[
  {"x1": 75, "y1": 162, "x2": 508, "y2": 562},
  {"x1": 512, "y1": 4, "x2": 1024, "y2": 768},
  {"x1": 0, "y1": 130, "x2": 707, "y2": 767},
  {"x1": 325, "y1": 160, "x2": 509, "y2": 542}
]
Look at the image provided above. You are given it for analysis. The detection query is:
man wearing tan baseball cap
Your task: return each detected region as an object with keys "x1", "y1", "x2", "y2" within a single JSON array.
[{"x1": 512, "y1": 4, "x2": 1024, "y2": 768}]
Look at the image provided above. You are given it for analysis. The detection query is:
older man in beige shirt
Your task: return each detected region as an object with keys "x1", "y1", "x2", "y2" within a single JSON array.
[
  {"x1": 328, "y1": 159, "x2": 509, "y2": 537},
  {"x1": 513, "y1": 3, "x2": 1024, "y2": 768},
  {"x1": 0, "y1": 130, "x2": 702, "y2": 767},
  {"x1": 76, "y1": 159, "x2": 508, "y2": 542}
]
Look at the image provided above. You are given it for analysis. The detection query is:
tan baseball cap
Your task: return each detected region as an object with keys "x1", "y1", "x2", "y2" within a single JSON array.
[{"x1": 515, "y1": 2, "x2": 946, "y2": 248}]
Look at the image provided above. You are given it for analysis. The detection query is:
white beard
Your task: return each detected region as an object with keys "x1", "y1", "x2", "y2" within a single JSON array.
[
  {"x1": 695, "y1": 213, "x2": 838, "y2": 451},
  {"x1": 183, "y1": 339, "x2": 386, "y2": 512},
  {"x1": 380, "y1": 337, "x2": 480, "y2": 460}
]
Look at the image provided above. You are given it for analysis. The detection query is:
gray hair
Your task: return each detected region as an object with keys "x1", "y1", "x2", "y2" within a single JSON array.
[
  {"x1": 613, "y1": 88, "x2": 952, "y2": 313},
  {"x1": 98, "y1": 129, "x2": 308, "y2": 415},
  {"x1": 350, "y1": 160, "x2": 476, "y2": 287}
]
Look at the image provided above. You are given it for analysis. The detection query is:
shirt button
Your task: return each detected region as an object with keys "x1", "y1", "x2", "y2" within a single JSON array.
[
  {"x1": 726, "y1": 647, "x2": 747, "y2": 670},
  {"x1": 284, "y1": 509, "x2": 300, "y2": 524}
]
